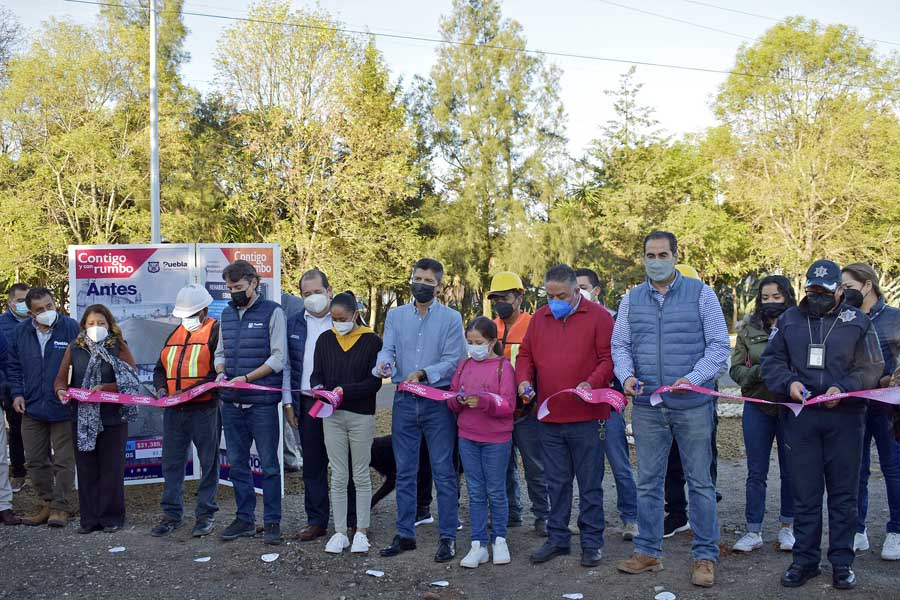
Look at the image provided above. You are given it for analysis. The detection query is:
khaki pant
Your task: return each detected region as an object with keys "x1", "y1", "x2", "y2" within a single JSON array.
[
  {"x1": 22, "y1": 414, "x2": 76, "y2": 512},
  {"x1": 323, "y1": 410, "x2": 375, "y2": 533}
]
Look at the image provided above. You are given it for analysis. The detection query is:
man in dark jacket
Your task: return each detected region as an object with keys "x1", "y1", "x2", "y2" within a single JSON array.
[
  {"x1": 0, "y1": 283, "x2": 30, "y2": 492},
  {"x1": 762, "y1": 260, "x2": 883, "y2": 590},
  {"x1": 8, "y1": 287, "x2": 79, "y2": 527}
]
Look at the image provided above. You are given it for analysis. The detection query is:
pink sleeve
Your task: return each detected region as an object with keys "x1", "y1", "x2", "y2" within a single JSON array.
[
  {"x1": 482, "y1": 359, "x2": 515, "y2": 418},
  {"x1": 448, "y1": 360, "x2": 465, "y2": 414}
]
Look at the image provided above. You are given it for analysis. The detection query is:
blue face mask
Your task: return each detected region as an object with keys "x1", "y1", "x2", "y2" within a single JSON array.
[{"x1": 548, "y1": 299, "x2": 574, "y2": 320}]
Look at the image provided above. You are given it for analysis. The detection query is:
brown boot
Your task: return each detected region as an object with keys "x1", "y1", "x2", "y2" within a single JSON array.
[
  {"x1": 616, "y1": 552, "x2": 664, "y2": 574},
  {"x1": 692, "y1": 559, "x2": 715, "y2": 587},
  {"x1": 48, "y1": 510, "x2": 71, "y2": 528},
  {"x1": 297, "y1": 524, "x2": 327, "y2": 541},
  {"x1": 0, "y1": 509, "x2": 22, "y2": 526},
  {"x1": 23, "y1": 502, "x2": 51, "y2": 526}
]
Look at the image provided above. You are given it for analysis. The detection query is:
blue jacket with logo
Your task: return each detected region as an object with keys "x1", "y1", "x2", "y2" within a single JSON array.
[
  {"x1": 219, "y1": 299, "x2": 281, "y2": 404},
  {"x1": 8, "y1": 316, "x2": 80, "y2": 422},
  {"x1": 761, "y1": 300, "x2": 883, "y2": 412}
]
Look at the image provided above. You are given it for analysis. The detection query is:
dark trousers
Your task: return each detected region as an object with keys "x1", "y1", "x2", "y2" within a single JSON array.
[
  {"x1": 4, "y1": 407, "x2": 26, "y2": 477},
  {"x1": 539, "y1": 420, "x2": 606, "y2": 551},
  {"x1": 74, "y1": 423, "x2": 128, "y2": 529},
  {"x1": 299, "y1": 396, "x2": 356, "y2": 528},
  {"x1": 665, "y1": 407, "x2": 719, "y2": 517},
  {"x1": 160, "y1": 402, "x2": 222, "y2": 521},
  {"x1": 783, "y1": 407, "x2": 865, "y2": 569}
]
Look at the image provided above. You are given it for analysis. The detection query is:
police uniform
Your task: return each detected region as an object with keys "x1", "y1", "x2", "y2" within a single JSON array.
[{"x1": 761, "y1": 260, "x2": 883, "y2": 588}]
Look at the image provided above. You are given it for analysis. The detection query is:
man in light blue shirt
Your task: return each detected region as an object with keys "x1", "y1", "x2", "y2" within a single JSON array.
[{"x1": 377, "y1": 258, "x2": 465, "y2": 563}]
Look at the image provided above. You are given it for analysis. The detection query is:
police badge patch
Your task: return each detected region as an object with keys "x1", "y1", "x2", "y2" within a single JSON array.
[{"x1": 837, "y1": 309, "x2": 856, "y2": 323}]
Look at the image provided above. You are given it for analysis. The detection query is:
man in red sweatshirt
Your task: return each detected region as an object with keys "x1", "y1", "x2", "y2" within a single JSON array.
[{"x1": 516, "y1": 264, "x2": 615, "y2": 568}]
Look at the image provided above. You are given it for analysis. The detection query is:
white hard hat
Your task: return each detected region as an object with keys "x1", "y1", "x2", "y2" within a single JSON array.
[{"x1": 172, "y1": 284, "x2": 214, "y2": 318}]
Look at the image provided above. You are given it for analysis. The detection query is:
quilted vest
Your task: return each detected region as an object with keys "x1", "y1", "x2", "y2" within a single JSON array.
[{"x1": 220, "y1": 298, "x2": 281, "y2": 404}]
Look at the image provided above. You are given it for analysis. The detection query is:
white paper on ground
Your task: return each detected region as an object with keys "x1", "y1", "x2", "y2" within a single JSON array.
[
  {"x1": 655, "y1": 593, "x2": 676, "y2": 600},
  {"x1": 260, "y1": 553, "x2": 279, "y2": 563},
  {"x1": 193, "y1": 557, "x2": 211, "y2": 563},
  {"x1": 365, "y1": 570, "x2": 385, "y2": 577},
  {"x1": 430, "y1": 581, "x2": 449, "y2": 587},
  {"x1": 562, "y1": 594, "x2": 583, "y2": 600},
  {"x1": 108, "y1": 547, "x2": 126, "y2": 553}
]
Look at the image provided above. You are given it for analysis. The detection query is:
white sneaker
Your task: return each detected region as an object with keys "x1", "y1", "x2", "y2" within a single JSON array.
[
  {"x1": 460, "y1": 541, "x2": 489, "y2": 568},
  {"x1": 733, "y1": 531, "x2": 764, "y2": 552},
  {"x1": 854, "y1": 530, "x2": 870, "y2": 552},
  {"x1": 778, "y1": 527, "x2": 795, "y2": 551},
  {"x1": 350, "y1": 531, "x2": 370, "y2": 553},
  {"x1": 492, "y1": 537, "x2": 511, "y2": 565},
  {"x1": 881, "y1": 532, "x2": 900, "y2": 560},
  {"x1": 324, "y1": 532, "x2": 350, "y2": 554},
  {"x1": 622, "y1": 522, "x2": 639, "y2": 541}
]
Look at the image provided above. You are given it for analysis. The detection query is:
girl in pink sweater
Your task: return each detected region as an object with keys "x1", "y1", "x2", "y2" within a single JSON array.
[{"x1": 449, "y1": 316, "x2": 516, "y2": 569}]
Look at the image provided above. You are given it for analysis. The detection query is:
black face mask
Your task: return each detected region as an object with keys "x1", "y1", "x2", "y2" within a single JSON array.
[
  {"x1": 231, "y1": 289, "x2": 252, "y2": 308},
  {"x1": 760, "y1": 301, "x2": 788, "y2": 320},
  {"x1": 806, "y1": 292, "x2": 836, "y2": 318},
  {"x1": 842, "y1": 288, "x2": 865, "y2": 309},
  {"x1": 494, "y1": 301, "x2": 514, "y2": 319},
  {"x1": 411, "y1": 282, "x2": 435, "y2": 304}
]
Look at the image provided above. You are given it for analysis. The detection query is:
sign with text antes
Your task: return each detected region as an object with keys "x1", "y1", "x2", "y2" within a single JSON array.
[{"x1": 68, "y1": 245, "x2": 199, "y2": 484}]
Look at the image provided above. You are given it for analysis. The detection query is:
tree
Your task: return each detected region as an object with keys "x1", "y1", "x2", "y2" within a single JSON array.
[{"x1": 425, "y1": 0, "x2": 568, "y2": 315}]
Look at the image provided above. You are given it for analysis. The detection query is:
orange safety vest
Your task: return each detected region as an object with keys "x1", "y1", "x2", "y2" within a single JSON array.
[
  {"x1": 159, "y1": 318, "x2": 216, "y2": 403},
  {"x1": 494, "y1": 312, "x2": 532, "y2": 367}
]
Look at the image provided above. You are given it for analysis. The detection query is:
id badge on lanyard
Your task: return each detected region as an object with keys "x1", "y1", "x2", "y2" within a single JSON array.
[{"x1": 807, "y1": 344, "x2": 826, "y2": 369}]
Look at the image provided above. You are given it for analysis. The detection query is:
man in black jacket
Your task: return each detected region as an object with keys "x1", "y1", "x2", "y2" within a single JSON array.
[{"x1": 762, "y1": 260, "x2": 883, "y2": 590}]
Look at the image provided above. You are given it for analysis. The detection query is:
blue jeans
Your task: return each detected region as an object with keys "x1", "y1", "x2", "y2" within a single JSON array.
[
  {"x1": 160, "y1": 402, "x2": 222, "y2": 521},
  {"x1": 506, "y1": 412, "x2": 550, "y2": 522},
  {"x1": 632, "y1": 402, "x2": 719, "y2": 561},
  {"x1": 605, "y1": 410, "x2": 638, "y2": 524},
  {"x1": 742, "y1": 402, "x2": 793, "y2": 531},
  {"x1": 221, "y1": 402, "x2": 281, "y2": 524},
  {"x1": 392, "y1": 391, "x2": 459, "y2": 539},
  {"x1": 858, "y1": 403, "x2": 900, "y2": 534},
  {"x1": 539, "y1": 420, "x2": 606, "y2": 551},
  {"x1": 460, "y1": 438, "x2": 511, "y2": 544}
]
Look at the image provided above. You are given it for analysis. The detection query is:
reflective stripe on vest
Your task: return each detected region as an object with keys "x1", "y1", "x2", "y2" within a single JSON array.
[{"x1": 159, "y1": 319, "x2": 216, "y2": 400}]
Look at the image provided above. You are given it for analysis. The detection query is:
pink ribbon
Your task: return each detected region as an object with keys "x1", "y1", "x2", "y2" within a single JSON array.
[
  {"x1": 649, "y1": 383, "x2": 900, "y2": 416},
  {"x1": 536, "y1": 388, "x2": 628, "y2": 421},
  {"x1": 397, "y1": 381, "x2": 505, "y2": 406},
  {"x1": 64, "y1": 380, "x2": 343, "y2": 418}
]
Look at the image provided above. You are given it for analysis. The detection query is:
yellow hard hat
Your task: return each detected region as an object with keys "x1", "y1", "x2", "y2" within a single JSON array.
[
  {"x1": 488, "y1": 271, "x2": 525, "y2": 295},
  {"x1": 675, "y1": 264, "x2": 701, "y2": 281}
]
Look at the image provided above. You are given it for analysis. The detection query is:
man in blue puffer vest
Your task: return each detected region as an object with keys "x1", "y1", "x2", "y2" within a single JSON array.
[
  {"x1": 762, "y1": 260, "x2": 883, "y2": 590},
  {"x1": 611, "y1": 231, "x2": 730, "y2": 589},
  {"x1": 213, "y1": 260, "x2": 289, "y2": 546}
]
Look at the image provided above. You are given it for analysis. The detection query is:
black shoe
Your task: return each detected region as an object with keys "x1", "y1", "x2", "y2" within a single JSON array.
[
  {"x1": 220, "y1": 518, "x2": 256, "y2": 541},
  {"x1": 151, "y1": 518, "x2": 182, "y2": 537},
  {"x1": 534, "y1": 519, "x2": 548, "y2": 537},
  {"x1": 716, "y1": 492, "x2": 723, "y2": 503},
  {"x1": 263, "y1": 523, "x2": 282, "y2": 545},
  {"x1": 434, "y1": 538, "x2": 456, "y2": 562},
  {"x1": 832, "y1": 566, "x2": 857, "y2": 590},
  {"x1": 78, "y1": 525, "x2": 102, "y2": 535},
  {"x1": 781, "y1": 564, "x2": 821, "y2": 588},
  {"x1": 192, "y1": 517, "x2": 215, "y2": 538},
  {"x1": 380, "y1": 535, "x2": 417, "y2": 557},
  {"x1": 663, "y1": 514, "x2": 690, "y2": 538},
  {"x1": 530, "y1": 541, "x2": 570, "y2": 564},
  {"x1": 508, "y1": 515, "x2": 524, "y2": 528},
  {"x1": 581, "y1": 548, "x2": 603, "y2": 567}
]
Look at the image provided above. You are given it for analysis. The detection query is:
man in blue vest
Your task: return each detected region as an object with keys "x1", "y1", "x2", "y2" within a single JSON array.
[
  {"x1": 612, "y1": 231, "x2": 730, "y2": 588},
  {"x1": 1, "y1": 283, "x2": 30, "y2": 492},
  {"x1": 214, "y1": 260, "x2": 288, "y2": 546}
]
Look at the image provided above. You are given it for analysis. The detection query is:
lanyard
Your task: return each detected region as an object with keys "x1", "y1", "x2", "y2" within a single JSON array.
[{"x1": 807, "y1": 315, "x2": 839, "y2": 346}]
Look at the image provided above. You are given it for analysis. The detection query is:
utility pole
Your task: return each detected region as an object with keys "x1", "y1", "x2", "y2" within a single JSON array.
[{"x1": 149, "y1": 0, "x2": 161, "y2": 243}]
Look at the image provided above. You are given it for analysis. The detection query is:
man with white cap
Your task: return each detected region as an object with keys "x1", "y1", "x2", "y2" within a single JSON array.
[{"x1": 150, "y1": 284, "x2": 223, "y2": 538}]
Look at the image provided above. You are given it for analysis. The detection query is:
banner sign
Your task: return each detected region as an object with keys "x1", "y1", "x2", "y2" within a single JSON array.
[{"x1": 68, "y1": 244, "x2": 199, "y2": 484}]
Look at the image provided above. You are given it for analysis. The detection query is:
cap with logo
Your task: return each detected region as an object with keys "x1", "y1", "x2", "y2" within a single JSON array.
[
  {"x1": 488, "y1": 271, "x2": 525, "y2": 297},
  {"x1": 172, "y1": 283, "x2": 214, "y2": 318},
  {"x1": 804, "y1": 259, "x2": 841, "y2": 292}
]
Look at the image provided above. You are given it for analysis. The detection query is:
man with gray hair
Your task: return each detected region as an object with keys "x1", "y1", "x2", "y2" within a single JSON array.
[{"x1": 516, "y1": 264, "x2": 615, "y2": 568}]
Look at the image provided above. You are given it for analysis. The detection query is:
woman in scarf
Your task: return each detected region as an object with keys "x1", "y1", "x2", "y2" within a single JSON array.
[{"x1": 54, "y1": 304, "x2": 139, "y2": 534}]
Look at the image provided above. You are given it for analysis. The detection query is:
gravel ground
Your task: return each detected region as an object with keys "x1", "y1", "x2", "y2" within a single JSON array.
[{"x1": 1, "y1": 406, "x2": 896, "y2": 600}]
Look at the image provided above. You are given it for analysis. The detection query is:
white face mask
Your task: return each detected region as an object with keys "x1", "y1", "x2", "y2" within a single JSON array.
[
  {"x1": 13, "y1": 301, "x2": 28, "y2": 318},
  {"x1": 304, "y1": 293, "x2": 329, "y2": 315},
  {"x1": 334, "y1": 321, "x2": 355, "y2": 336},
  {"x1": 86, "y1": 325, "x2": 108, "y2": 343},
  {"x1": 467, "y1": 343, "x2": 491, "y2": 361},
  {"x1": 182, "y1": 316, "x2": 202, "y2": 332},
  {"x1": 35, "y1": 310, "x2": 58, "y2": 327}
]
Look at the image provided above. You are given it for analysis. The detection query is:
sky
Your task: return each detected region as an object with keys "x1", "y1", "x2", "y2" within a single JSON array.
[{"x1": 8, "y1": 0, "x2": 900, "y2": 155}]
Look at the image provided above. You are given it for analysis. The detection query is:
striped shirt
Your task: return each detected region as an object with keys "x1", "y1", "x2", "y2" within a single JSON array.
[{"x1": 611, "y1": 272, "x2": 730, "y2": 386}]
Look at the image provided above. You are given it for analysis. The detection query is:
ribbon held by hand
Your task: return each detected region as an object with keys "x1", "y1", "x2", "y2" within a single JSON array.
[
  {"x1": 397, "y1": 381, "x2": 505, "y2": 406},
  {"x1": 307, "y1": 389, "x2": 343, "y2": 419},
  {"x1": 536, "y1": 388, "x2": 628, "y2": 421}
]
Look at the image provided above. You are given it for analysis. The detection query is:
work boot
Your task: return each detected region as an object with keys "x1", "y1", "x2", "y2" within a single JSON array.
[
  {"x1": 0, "y1": 509, "x2": 22, "y2": 526},
  {"x1": 616, "y1": 552, "x2": 664, "y2": 574},
  {"x1": 47, "y1": 510, "x2": 70, "y2": 528},
  {"x1": 692, "y1": 560, "x2": 715, "y2": 587},
  {"x1": 23, "y1": 502, "x2": 51, "y2": 526}
]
